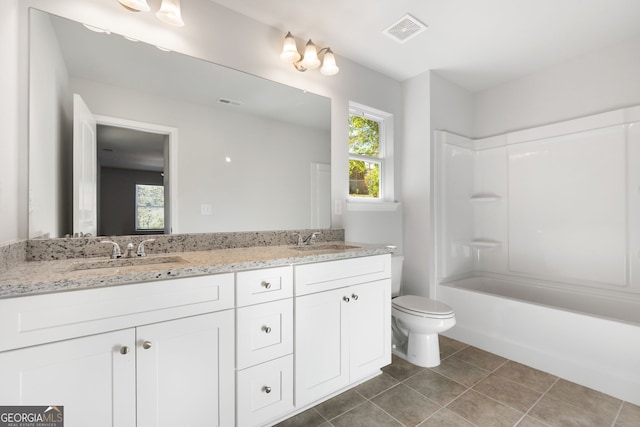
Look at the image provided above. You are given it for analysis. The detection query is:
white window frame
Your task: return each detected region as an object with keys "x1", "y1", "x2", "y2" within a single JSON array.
[
  {"x1": 135, "y1": 183, "x2": 165, "y2": 231},
  {"x1": 347, "y1": 102, "x2": 397, "y2": 211}
]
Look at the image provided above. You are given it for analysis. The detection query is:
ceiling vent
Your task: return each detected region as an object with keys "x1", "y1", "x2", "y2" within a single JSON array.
[
  {"x1": 383, "y1": 14, "x2": 427, "y2": 44},
  {"x1": 218, "y1": 98, "x2": 242, "y2": 106}
]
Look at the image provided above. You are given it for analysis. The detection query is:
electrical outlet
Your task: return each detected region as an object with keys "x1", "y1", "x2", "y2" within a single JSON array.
[
  {"x1": 333, "y1": 199, "x2": 342, "y2": 215},
  {"x1": 200, "y1": 203, "x2": 212, "y2": 215}
]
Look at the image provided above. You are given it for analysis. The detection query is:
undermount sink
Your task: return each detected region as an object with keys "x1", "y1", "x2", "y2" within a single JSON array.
[
  {"x1": 70, "y1": 255, "x2": 187, "y2": 271},
  {"x1": 292, "y1": 244, "x2": 361, "y2": 252}
]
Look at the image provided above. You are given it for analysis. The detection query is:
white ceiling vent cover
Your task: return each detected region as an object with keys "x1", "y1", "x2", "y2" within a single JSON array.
[{"x1": 383, "y1": 14, "x2": 427, "y2": 44}]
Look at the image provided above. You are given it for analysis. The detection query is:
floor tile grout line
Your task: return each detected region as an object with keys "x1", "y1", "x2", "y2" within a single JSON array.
[
  {"x1": 538, "y1": 376, "x2": 623, "y2": 423},
  {"x1": 312, "y1": 407, "x2": 330, "y2": 424},
  {"x1": 419, "y1": 407, "x2": 481, "y2": 427},
  {"x1": 366, "y1": 397, "x2": 414, "y2": 427},
  {"x1": 476, "y1": 367, "x2": 557, "y2": 398},
  {"x1": 323, "y1": 399, "x2": 371, "y2": 424},
  {"x1": 611, "y1": 400, "x2": 625, "y2": 427},
  {"x1": 518, "y1": 377, "x2": 561, "y2": 427}
]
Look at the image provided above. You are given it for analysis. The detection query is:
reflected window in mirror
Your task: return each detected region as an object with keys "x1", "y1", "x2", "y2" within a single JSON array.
[
  {"x1": 135, "y1": 184, "x2": 165, "y2": 231},
  {"x1": 348, "y1": 102, "x2": 394, "y2": 202}
]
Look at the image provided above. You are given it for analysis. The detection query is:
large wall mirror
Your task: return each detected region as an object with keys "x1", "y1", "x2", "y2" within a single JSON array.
[{"x1": 28, "y1": 9, "x2": 331, "y2": 239}]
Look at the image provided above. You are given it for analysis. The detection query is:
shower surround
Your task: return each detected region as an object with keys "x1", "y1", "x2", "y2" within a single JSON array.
[{"x1": 433, "y1": 106, "x2": 640, "y2": 405}]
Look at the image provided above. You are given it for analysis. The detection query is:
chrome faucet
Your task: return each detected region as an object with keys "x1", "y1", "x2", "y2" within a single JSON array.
[
  {"x1": 305, "y1": 232, "x2": 321, "y2": 245},
  {"x1": 101, "y1": 241, "x2": 122, "y2": 259},
  {"x1": 294, "y1": 232, "x2": 321, "y2": 246},
  {"x1": 125, "y1": 243, "x2": 135, "y2": 258},
  {"x1": 136, "y1": 239, "x2": 156, "y2": 257}
]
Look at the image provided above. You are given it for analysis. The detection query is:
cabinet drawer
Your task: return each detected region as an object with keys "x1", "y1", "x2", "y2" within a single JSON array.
[
  {"x1": 0, "y1": 273, "x2": 234, "y2": 352},
  {"x1": 236, "y1": 355, "x2": 294, "y2": 427},
  {"x1": 294, "y1": 254, "x2": 391, "y2": 296},
  {"x1": 236, "y1": 299, "x2": 293, "y2": 369},
  {"x1": 236, "y1": 266, "x2": 293, "y2": 306}
]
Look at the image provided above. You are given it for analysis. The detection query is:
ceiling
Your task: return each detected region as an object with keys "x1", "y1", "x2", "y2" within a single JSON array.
[{"x1": 210, "y1": 0, "x2": 640, "y2": 92}]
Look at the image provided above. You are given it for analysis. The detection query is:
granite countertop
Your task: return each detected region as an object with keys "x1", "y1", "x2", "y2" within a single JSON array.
[{"x1": 0, "y1": 242, "x2": 393, "y2": 299}]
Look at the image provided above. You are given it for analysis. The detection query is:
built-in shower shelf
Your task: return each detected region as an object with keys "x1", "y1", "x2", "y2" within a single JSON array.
[
  {"x1": 470, "y1": 193, "x2": 502, "y2": 203},
  {"x1": 470, "y1": 239, "x2": 502, "y2": 248}
]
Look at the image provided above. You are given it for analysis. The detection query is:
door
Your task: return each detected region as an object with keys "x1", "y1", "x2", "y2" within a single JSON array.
[
  {"x1": 136, "y1": 311, "x2": 235, "y2": 427},
  {"x1": 349, "y1": 279, "x2": 392, "y2": 381},
  {"x1": 295, "y1": 288, "x2": 349, "y2": 407},
  {"x1": 0, "y1": 329, "x2": 136, "y2": 427},
  {"x1": 73, "y1": 94, "x2": 98, "y2": 236}
]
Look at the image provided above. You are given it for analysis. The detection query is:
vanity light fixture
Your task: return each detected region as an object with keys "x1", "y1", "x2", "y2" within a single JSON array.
[
  {"x1": 117, "y1": 0, "x2": 184, "y2": 27},
  {"x1": 118, "y1": 0, "x2": 151, "y2": 12},
  {"x1": 280, "y1": 32, "x2": 339, "y2": 76}
]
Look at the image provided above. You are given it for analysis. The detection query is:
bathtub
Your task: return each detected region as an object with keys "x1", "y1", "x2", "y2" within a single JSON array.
[{"x1": 437, "y1": 276, "x2": 640, "y2": 406}]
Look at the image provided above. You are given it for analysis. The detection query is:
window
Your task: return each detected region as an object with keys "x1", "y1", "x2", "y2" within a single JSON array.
[
  {"x1": 135, "y1": 184, "x2": 164, "y2": 230},
  {"x1": 348, "y1": 102, "x2": 393, "y2": 202}
]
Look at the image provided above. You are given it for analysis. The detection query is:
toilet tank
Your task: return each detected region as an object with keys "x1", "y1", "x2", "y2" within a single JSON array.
[{"x1": 391, "y1": 255, "x2": 404, "y2": 296}]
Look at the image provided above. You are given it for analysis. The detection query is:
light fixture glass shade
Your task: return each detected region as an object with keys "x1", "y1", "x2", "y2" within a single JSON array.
[
  {"x1": 280, "y1": 32, "x2": 301, "y2": 63},
  {"x1": 300, "y1": 40, "x2": 321, "y2": 69},
  {"x1": 118, "y1": 0, "x2": 151, "y2": 12},
  {"x1": 320, "y1": 49, "x2": 339, "y2": 76},
  {"x1": 156, "y1": 0, "x2": 185, "y2": 26}
]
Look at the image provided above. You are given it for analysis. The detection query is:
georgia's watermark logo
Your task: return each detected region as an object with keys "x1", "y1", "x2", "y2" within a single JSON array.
[{"x1": 0, "y1": 405, "x2": 64, "y2": 427}]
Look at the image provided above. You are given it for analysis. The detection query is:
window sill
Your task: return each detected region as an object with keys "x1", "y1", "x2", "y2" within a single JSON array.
[{"x1": 346, "y1": 200, "x2": 400, "y2": 212}]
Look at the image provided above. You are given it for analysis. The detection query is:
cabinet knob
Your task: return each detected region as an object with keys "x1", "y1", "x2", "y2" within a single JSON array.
[
  {"x1": 352, "y1": 293, "x2": 359, "y2": 301},
  {"x1": 262, "y1": 386, "x2": 272, "y2": 394},
  {"x1": 262, "y1": 325, "x2": 272, "y2": 334},
  {"x1": 142, "y1": 341, "x2": 152, "y2": 350},
  {"x1": 343, "y1": 296, "x2": 350, "y2": 303},
  {"x1": 119, "y1": 346, "x2": 130, "y2": 355},
  {"x1": 261, "y1": 281, "x2": 272, "y2": 289}
]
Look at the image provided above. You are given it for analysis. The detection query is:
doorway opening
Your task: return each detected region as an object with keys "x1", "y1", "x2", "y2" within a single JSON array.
[{"x1": 95, "y1": 116, "x2": 178, "y2": 236}]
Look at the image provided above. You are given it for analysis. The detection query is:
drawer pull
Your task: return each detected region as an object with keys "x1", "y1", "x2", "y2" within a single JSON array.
[
  {"x1": 262, "y1": 325, "x2": 272, "y2": 334},
  {"x1": 262, "y1": 386, "x2": 272, "y2": 394},
  {"x1": 142, "y1": 341, "x2": 153, "y2": 350},
  {"x1": 120, "y1": 346, "x2": 130, "y2": 355},
  {"x1": 343, "y1": 296, "x2": 350, "y2": 303},
  {"x1": 352, "y1": 293, "x2": 359, "y2": 301},
  {"x1": 261, "y1": 281, "x2": 272, "y2": 289}
]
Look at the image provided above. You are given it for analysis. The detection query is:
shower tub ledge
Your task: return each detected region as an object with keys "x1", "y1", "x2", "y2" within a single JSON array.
[{"x1": 438, "y1": 276, "x2": 640, "y2": 406}]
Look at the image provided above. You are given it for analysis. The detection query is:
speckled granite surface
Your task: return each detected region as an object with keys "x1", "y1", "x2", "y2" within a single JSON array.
[
  {"x1": 0, "y1": 240, "x2": 27, "y2": 270},
  {"x1": 26, "y1": 229, "x2": 345, "y2": 261},
  {"x1": 0, "y1": 230, "x2": 393, "y2": 299}
]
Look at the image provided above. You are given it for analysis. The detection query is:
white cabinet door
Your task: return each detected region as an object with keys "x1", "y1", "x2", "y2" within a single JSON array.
[
  {"x1": 0, "y1": 329, "x2": 136, "y2": 427},
  {"x1": 295, "y1": 277, "x2": 391, "y2": 407},
  {"x1": 136, "y1": 311, "x2": 234, "y2": 427},
  {"x1": 349, "y1": 279, "x2": 391, "y2": 381},
  {"x1": 294, "y1": 287, "x2": 349, "y2": 407}
]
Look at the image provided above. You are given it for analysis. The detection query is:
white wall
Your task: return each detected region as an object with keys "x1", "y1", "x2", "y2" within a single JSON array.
[
  {"x1": 5, "y1": 0, "x2": 403, "y2": 247},
  {"x1": 400, "y1": 72, "x2": 430, "y2": 296},
  {"x1": 0, "y1": 0, "x2": 22, "y2": 244},
  {"x1": 473, "y1": 36, "x2": 640, "y2": 138}
]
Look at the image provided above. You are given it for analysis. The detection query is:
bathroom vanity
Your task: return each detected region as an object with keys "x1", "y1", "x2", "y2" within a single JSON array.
[{"x1": 0, "y1": 242, "x2": 391, "y2": 427}]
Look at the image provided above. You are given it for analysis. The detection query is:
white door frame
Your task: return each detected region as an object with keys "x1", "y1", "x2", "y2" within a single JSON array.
[{"x1": 94, "y1": 115, "x2": 179, "y2": 234}]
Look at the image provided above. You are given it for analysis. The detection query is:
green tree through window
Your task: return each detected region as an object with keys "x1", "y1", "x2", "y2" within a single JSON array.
[
  {"x1": 349, "y1": 115, "x2": 380, "y2": 198},
  {"x1": 136, "y1": 184, "x2": 164, "y2": 230}
]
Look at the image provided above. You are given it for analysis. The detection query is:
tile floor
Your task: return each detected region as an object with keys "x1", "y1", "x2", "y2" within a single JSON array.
[{"x1": 276, "y1": 336, "x2": 640, "y2": 427}]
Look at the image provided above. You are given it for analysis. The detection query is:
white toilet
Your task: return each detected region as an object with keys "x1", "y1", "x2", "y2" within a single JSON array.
[{"x1": 391, "y1": 256, "x2": 456, "y2": 367}]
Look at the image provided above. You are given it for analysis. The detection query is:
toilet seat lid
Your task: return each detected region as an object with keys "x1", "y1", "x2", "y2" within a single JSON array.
[{"x1": 392, "y1": 295, "x2": 455, "y2": 318}]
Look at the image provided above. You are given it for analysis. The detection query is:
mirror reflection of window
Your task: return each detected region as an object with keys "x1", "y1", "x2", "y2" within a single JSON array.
[{"x1": 135, "y1": 184, "x2": 165, "y2": 231}]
